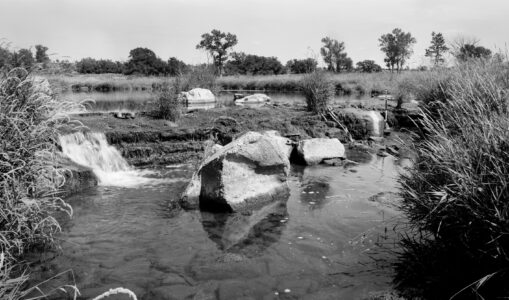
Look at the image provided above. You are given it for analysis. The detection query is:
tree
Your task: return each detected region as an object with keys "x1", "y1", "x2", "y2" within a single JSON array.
[
  {"x1": 286, "y1": 58, "x2": 317, "y2": 74},
  {"x1": 356, "y1": 60, "x2": 382, "y2": 73},
  {"x1": 124, "y1": 47, "x2": 167, "y2": 75},
  {"x1": 167, "y1": 57, "x2": 188, "y2": 76},
  {"x1": 457, "y1": 44, "x2": 492, "y2": 61},
  {"x1": 0, "y1": 46, "x2": 12, "y2": 69},
  {"x1": 425, "y1": 32, "x2": 449, "y2": 66},
  {"x1": 224, "y1": 52, "x2": 284, "y2": 75},
  {"x1": 379, "y1": 28, "x2": 416, "y2": 73},
  {"x1": 196, "y1": 29, "x2": 238, "y2": 76},
  {"x1": 320, "y1": 37, "x2": 352, "y2": 73},
  {"x1": 35, "y1": 44, "x2": 49, "y2": 64},
  {"x1": 12, "y1": 48, "x2": 35, "y2": 68}
]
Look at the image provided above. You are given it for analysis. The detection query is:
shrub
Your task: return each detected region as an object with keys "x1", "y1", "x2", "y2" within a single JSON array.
[
  {"x1": 396, "y1": 59, "x2": 509, "y2": 299},
  {"x1": 158, "y1": 76, "x2": 185, "y2": 121},
  {"x1": 0, "y1": 67, "x2": 80, "y2": 298},
  {"x1": 300, "y1": 71, "x2": 335, "y2": 114}
]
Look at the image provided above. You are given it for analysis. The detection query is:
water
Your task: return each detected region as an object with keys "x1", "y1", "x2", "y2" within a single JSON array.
[
  {"x1": 35, "y1": 135, "x2": 409, "y2": 299},
  {"x1": 59, "y1": 132, "x2": 174, "y2": 187},
  {"x1": 61, "y1": 91, "x2": 378, "y2": 113}
]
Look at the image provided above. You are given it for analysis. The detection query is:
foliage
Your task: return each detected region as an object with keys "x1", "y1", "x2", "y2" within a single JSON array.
[
  {"x1": 0, "y1": 67, "x2": 80, "y2": 298},
  {"x1": 11, "y1": 49, "x2": 35, "y2": 69},
  {"x1": 286, "y1": 58, "x2": 317, "y2": 74},
  {"x1": 76, "y1": 58, "x2": 124, "y2": 74},
  {"x1": 396, "y1": 60, "x2": 509, "y2": 299},
  {"x1": 379, "y1": 28, "x2": 416, "y2": 73},
  {"x1": 34, "y1": 45, "x2": 49, "y2": 64},
  {"x1": 300, "y1": 71, "x2": 334, "y2": 113},
  {"x1": 356, "y1": 60, "x2": 382, "y2": 73},
  {"x1": 167, "y1": 57, "x2": 188, "y2": 76},
  {"x1": 158, "y1": 77, "x2": 184, "y2": 121},
  {"x1": 457, "y1": 44, "x2": 492, "y2": 62},
  {"x1": 224, "y1": 52, "x2": 285, "y2": 75},
  {"x1": 425, "y1": 32, "x2": 449, "y2": 66},
  {"x1": 196, "y1": 29, "x2": 238, "y2": 76},
  {"x1": 320, "y1": 37, "x2": 352, "y2": 73},
  {"x1": 124, "y1": 47, "x2": 168, "y2": 76}
]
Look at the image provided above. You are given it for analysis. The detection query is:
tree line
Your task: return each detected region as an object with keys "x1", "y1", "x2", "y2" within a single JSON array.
[{"x1": 0, "y1": 28, "x2": 496, "y2": 76}]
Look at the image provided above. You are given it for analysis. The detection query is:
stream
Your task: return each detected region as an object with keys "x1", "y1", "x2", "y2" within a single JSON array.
[{"x1": 33, "y1": 133, "x2": 408, "y2": 299}]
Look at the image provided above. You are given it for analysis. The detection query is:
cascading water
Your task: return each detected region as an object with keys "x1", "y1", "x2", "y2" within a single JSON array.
[{"x1": 59, "y1": 132, "x2": 168, "y2": 187}]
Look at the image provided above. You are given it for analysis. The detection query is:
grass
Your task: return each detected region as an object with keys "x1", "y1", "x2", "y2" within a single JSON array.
[
  {"x1": 42, "y1": 70, "x2": 422, "y2": 99},
  {"x1": 300, "y1": 71, "x2": 335, "y2": 113},
  {"x1": 0, "y1": 67, "x2": 82, "y2": 299},
  {"x1": 396, "y1": 59, "x2": 509, "y2": 299}
]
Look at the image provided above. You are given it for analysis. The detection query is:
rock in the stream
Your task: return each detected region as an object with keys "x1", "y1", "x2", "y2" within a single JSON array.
[
  {"x1": 334, "y1": 108, "x2": 385, "y2": 139},
  {"x1": 295, "y1": 138, "x2": 345, "y2": 165},
  {"x1": 234, "y1": 93, "x2": 271, "y2": 106},
  {"x1": 180, "y1": 88, "x2": 215, "y2": 103},
  {"x1": 56, "y1": 153, "x2": 98, "y2": 196},
  {"x1": 180, "y1": 131, "x2": 293, "y2": 212}
]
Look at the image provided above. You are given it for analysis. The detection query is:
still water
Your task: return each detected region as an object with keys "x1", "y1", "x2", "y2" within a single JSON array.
[
  {"x1": 61, "y1": 91, "x2": 377, "y2": 113},
  {"x1": 35, "y1": 149, "x2": 408, "y2": 299}
]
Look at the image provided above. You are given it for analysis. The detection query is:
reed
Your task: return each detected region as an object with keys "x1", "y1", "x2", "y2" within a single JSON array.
[
  {"x1": 396, "y1": 59, "x2": 509, "y2": 299},
  {"x1": 0, "y1": 67, "x2": 82, "y2": 299}
]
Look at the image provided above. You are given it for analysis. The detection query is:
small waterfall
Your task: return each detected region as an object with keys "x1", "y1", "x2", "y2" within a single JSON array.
[{"x1": 59, "y1": 132, "x2": 167, "y2": 187}]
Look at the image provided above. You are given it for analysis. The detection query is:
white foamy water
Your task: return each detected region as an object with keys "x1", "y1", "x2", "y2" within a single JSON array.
[{"x1": 59, "y1": 132, "x2": 172, "y2": 187}]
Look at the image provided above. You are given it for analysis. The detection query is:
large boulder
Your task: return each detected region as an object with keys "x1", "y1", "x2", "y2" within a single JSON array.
[
  {"x1": 335, "y1": 108, "x2": 385, "y2": 138},
  {"x1": 180, "y1": 88, "x2": 216, "y2": 103},
  {"x1": 180, "y1": 131, "x2": 293, "y2": 212},
  {"x1": 234, "y1": 93, "x2": 271, "y2": 106},
  {"x1": 295, "y1": 138, "x2": 345, "y2": 165}
]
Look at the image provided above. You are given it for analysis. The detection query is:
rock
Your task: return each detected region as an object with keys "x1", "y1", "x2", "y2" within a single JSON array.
[
  {"x1": 295, "y1": 138, "x2": 345, "y2": 165},
  {"x1": 111, "y1": 111, "x2": 135, "y2": 119},
  {"x1": 55, "y1": 153, "x2": 98, "y2": 196},
  {"x1": 234, "y1": 93, "x2": 271, "y2": 106},
  {"x1": 180, "y1": 131, "x2": 293, "y2": 212},
  {"x1": 368, "y1": 192, "x2": 400, "y2": 208},
  {"x1": 334, "y1": 108, "x2": 386, "y2": 138},
  {"x1": 180, "y1": 88, "x2": 215, "y2": 103}
]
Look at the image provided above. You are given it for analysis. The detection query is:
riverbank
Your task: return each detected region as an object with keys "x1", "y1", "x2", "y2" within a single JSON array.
[
  {"x1": 43, "y1": 71, "x2": 424, "y2": 97},
  {"x1": 70, "y1": 102, "x2": 418, "y2": 168}
]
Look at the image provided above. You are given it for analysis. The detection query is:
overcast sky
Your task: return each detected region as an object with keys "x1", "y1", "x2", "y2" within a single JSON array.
[{"x1": 1, "y1": 0, "x2": 508, "y2": 67}]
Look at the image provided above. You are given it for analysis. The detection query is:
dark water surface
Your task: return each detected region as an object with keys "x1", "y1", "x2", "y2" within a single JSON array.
[{"x1": 35, "y1": 154, "x2": 408, "y2": 299}]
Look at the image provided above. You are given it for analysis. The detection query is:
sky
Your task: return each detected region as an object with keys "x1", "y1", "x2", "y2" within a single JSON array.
[{"x1": 1, "y1": 0, "x2": 508, "y2": 68}]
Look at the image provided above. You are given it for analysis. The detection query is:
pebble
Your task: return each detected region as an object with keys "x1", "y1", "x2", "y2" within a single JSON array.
[
  {"x1": 321, "y1": 256, "x2": 327, "y2": 259},
  {"x1": 309, "y1": 191, "x2": 314, "y2": 194},
  {"x1": 309, "y1": 201, "x2": 316, "y2": 205},
  {"x1": 280, "y1": 219, "x2": 287, "y2": 223},
  {"x1": 297, "y1": 236, "x2": 304, "y2": 240},
  {"x1": 274, "y1": 292, "x2": 279, "y2": 296},
  {"x1": 284, "y1": 289, "x2": 291, "y2": 293}
]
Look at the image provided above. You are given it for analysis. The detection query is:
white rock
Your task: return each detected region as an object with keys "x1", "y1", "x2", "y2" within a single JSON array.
[{"x1": 296, "y1": 138, "x2": 345, "y2": 165}]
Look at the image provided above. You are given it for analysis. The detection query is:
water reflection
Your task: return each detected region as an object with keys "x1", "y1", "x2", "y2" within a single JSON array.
[{"x1": 200, "y1": 200, "x2": 288, "y2": 256}]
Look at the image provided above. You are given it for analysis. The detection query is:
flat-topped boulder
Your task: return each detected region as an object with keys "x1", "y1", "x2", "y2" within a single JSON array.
[
  {"x1": 180, "y1": 131, "x2": 293, "y2": 212},
  {"x1": 295, "y1": 138, "x2": 345, "y2": 165},
  {"x1": 180, "y1": 88, "x2": 215, "y2": 103}
]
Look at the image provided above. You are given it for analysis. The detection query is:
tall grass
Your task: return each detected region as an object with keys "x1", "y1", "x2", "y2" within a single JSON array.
[
  {"x1": 396, "y1": 59, "x2": 509, "y2": 299},
  {"x1": 0, "y1": 67, "x2": 81, "y2": 298},
  {"x1": 300, "y1": 71, "x2": 335, "y2": 113}
]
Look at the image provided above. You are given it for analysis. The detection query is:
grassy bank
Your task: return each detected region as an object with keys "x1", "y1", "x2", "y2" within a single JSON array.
[
  {"x1": 0, "y1": 68, "x2": 81, "y2": 298},
  {"x1": 396, "y1": 59, "x2": 509, "y2": 299},
  {"x1": 43, "y1": 71, "x2": 424, "y2": 98}
]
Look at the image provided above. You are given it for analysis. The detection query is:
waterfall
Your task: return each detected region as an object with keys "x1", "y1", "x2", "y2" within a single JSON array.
[{"x1": 59, "y1": 132, "x2": 166, "y2": 187}]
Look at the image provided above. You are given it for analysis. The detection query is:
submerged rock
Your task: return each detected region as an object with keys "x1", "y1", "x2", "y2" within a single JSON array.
[
  {"x1": 180, "y1": 131, "x2": 293, "y2": 212},
  {"x1": 294, "y1": 138, "x2": 345, "y2": 165},
  {"x1": 56, "y1": 153, "x2": 98, "y2": 196}
]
